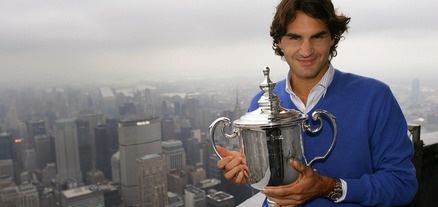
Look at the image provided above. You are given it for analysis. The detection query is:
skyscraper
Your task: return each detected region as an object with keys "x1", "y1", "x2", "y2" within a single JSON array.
[
  {"x1": 185, "y1": 185, "x2": 206, "y2": 207},
  {"x1": 60, "y1": 185, "x2": 104, "y2": 207},
  {"x1": 0, "y1": 132, "x2": 13, "y2": 160},
  {"x1": 137, "y1": 154, "x2": 168, "y2": 207},
  {"x1": 34, "y1": 135, "x2": 55, "y2": 170},
  {"x1": 0, "y1": 182, "x2": 39, "y2": 207},
  {"x1": 26, "y1": 119, "x2": 46, "y2": 149},
  {"x1": 118, "y1": 116, "x2": 162, "y2": 206},
  {"x1": 54, "y1": 119, "x2": 82, "y2": 185},
  {"x1": 206, "y1": 189, "x2": 235, "y2": 207},
  {"x1": 95, "y1": 124, "x2": 112, "y2": 179},
  {"x1": 161, "y1": 118, "x2": 176, "y2": 141},
  {"x1": 99, "y1": 87, "x2": 118, "y2": 117},
  {"x1": 76, "y1": 112, "x2": 105, "y2": 183},
  {"x1": 162, "y1": 139, "x2": 186, "y2": 172}
]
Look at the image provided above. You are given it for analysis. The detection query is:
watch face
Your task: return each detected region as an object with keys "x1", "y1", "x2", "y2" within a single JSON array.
[
  {"x1": 327, "y1": 178, "x2": 343, "y2": 201},
  {"x1": 329, "y1": 192, "x2": 342, "y2": 201}
]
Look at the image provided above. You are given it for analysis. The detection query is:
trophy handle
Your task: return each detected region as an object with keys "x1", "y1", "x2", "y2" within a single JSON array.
[
  {"x1": 302, "y1": 109, "x2": 337, "y2": 167},
  {"x1": 209, "y1": 117, "x2": 239, "y2": 159}
]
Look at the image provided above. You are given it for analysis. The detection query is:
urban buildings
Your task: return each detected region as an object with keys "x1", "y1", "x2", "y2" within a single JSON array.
[
  {"x1": 54, "y1": 118, "x2": 83, "y2": 186},
  {"x1": 0, "y1": 75, "x2": 437, "y2": 206},
  {"x1": 137, "y1": 154, "x2": 167, "y2": 207},
  {"x1": 118, "y1": 116, "x2": 162, "y2": 206}
]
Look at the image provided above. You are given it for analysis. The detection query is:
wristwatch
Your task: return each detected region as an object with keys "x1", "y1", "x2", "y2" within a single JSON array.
[{"x1": 326, "y1": 178, "x2": 343, "y2": 202}]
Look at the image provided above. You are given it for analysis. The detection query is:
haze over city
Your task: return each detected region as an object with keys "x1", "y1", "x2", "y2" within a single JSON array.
[{"x1": 1, "y1": 0, "x2": 437, "y2": 88}]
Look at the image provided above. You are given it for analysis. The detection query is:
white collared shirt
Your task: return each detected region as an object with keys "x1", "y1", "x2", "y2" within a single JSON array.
[
  {"x1": 285, "y1": 65, "x2": 334, "y2": 113},
  {"x1": 285, "y1": 65, "x2": 347, "y2": 202}
]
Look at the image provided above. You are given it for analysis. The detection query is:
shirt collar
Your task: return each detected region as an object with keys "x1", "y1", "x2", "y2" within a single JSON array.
[{"x1": 285, "y1": 64, "x2": 334, "y2": 98}]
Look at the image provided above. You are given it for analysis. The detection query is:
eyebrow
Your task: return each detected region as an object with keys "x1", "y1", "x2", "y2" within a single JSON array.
[{"x1": 284, "y1": 31, "x2": 330, "y2": 39}]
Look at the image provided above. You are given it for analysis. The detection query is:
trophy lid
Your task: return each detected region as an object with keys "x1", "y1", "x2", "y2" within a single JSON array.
[{"x1": 234, "y1": 67, "x2": 306, "y2": 129}]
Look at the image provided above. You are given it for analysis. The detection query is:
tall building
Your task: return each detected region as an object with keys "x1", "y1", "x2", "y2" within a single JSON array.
[
  {"x1": 162, "y1": 139, "x2": 186, "y2": 172},
  {"x1": 39, "y1": 163, "x2": 57, "y2": 187},
  {"x1": 106, "y1": 117, "x2": 120, "y2": 162},
  {"x1": 110, "y1": 151, "x2": 120, "y2": 183},
  {"x1": 118, "y1": 116, "x2": 162, "y2": 206},
  {"x1": 197, "y1": 179, "x2": 221, "y2": 193},
  {"x1": 60, "y1": 185, "x2": 104, "y2": 207},
  {"x1": 25, "y1": 120, "x2": 46, "y2": 149},
  {"x1": 0, "y1": 159, "x2": 14, "y2": 179},
  {"x1": 75, "y1": 119, "x2": 92, "y2": 180},
  {"x1": 186, "y1": 138, "x2": 201, "y2": 166},
  {"x1": 207, "y1": 155, "x2": 222, "y2": 180},
  {"x1": 99, "y1": 87, "x2": 118, "y2": 117},
  {"x1": 206, "y1": 189, "x2": 235, "y2": 207},
  {"x1": 76, "y1": 112, "x2": 105, "y2": 183},
  {"x1": 161, "y1": 118, "x2": 176, "y2": 141},
  {"x1": 0, "y1": 183, "x2": 39, "y2": 207},
  {"x1": 54, "y1": 119, "x2": 82, "y2": 185},
  {"x1": 0, "y1": 132, "x2": 13, "y2": 160},
  {"x1": 11, "y1": 137, "x2": 25, "y2": 185},
  {"x1": 168, "y1": 191, "x2": 184, "y2": 207},
  {"x1": 119, "y1": 102, "x2": 136, "y2": 116},
  {"x1": 34, "y1": 135, "x2": 55, "y2": 170},
  {"x1": 183, "y1": 96, "x2": 201, "y2": 128},
  {"x1": 105, "y1": 118, "x2": 120, "y2": 180},
  {"x1": 137, "y1": 154, "x2": 168, "y2": 207},
  {"x1": 167, "y1": 170, "x2": 188, "y2": 196},
  {"x1": 23, "y1": 148, "x2": 37, "y2": 176},
  {"x1": 187, "y1": 165, "x2": 207, "y2": 186},
  {"x1": 95, "y1": 124, "x2": 112, "y2": 179},
  {"x1": 185, "y1": 185, "x2": 206, "y2": 207}
]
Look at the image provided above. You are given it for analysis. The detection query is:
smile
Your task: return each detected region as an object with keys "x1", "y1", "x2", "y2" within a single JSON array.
[{"x1": 297, "y1": 58, "x2": 315, "y2": 66}]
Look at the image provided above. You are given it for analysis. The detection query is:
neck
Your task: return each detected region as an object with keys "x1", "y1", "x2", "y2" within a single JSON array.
[{"x1": 289, "y1": 64, "x2": 330, "y2": 102}]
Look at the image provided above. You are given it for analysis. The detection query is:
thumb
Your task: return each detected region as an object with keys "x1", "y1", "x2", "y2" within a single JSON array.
[
  {"x1": 290, "y1": 159, "x2": 307, "y2": 173},
  {"x1": 216, "y1": 145, "x2": 230, "y2": 157}
]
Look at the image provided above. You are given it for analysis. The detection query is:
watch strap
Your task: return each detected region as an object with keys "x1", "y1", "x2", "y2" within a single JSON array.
[{"x1": 326, "y1": 178, "x2": 343, "y2": 202}]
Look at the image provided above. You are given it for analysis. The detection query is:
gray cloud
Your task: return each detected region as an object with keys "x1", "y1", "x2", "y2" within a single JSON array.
[{"x1": 0, "y1": 0, "x2": 437, "y2": 87}]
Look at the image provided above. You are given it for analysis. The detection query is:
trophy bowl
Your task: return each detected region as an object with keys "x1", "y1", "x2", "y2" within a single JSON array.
[{"x1": 209, "y1": 67, "x2": 337, "y2": 190}]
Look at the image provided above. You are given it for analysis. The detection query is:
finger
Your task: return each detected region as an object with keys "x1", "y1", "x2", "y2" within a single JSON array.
[
  {"x1": 216, "y1": 145, "x2": 233, "y2": 157},
  {"x1": 217, "y1": 156, "x2": 233, "y2": 169},
  {"x1": 224, "y1": 164, "x2": 242, "y2": 180},
  {"x1": 224, "y1": 156, "x2": 243, "y2": 171},
  {"x1": 235, "y1": 170, "x2": 246, "y2": 184},
  {"x1": 290, "y1": 160, "x2": 310, "y2": 175},
  {"x1": 269, "y1": 196, "x2": 300, "y2": 207}
]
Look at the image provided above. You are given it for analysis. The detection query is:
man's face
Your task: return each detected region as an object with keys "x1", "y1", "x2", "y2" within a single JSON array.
[{"x1": 278, "y1": 12, "x2": 334, "y2": 81}]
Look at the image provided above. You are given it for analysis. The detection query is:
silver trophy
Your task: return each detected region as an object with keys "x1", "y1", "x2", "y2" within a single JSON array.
[{"x1": 209, "y1": 67, "x2": 337, "y2": 205}]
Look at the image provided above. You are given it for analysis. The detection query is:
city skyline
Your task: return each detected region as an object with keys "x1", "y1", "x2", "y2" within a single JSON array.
[{"x1": 0, "y1": 71, "x2": 437, "y2": 206}]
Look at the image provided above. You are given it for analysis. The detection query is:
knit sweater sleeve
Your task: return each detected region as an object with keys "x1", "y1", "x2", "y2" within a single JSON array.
[{"x1": 343, "y1": 84, "x2": 418, "y2": 206}]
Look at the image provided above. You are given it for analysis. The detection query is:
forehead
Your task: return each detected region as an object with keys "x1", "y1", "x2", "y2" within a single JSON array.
[{"x1": 286, "y1": 12, "x2": 329, "y2": 34}]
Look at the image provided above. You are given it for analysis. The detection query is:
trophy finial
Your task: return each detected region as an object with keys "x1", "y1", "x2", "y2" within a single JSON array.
[{"x1": 258, "y1": 67, "x2": 280, "y2": 116}]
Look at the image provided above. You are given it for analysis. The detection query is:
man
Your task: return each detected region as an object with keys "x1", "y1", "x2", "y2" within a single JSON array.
[{"x1": 216, "y1": 0, "x2": 418, "y2": 206}]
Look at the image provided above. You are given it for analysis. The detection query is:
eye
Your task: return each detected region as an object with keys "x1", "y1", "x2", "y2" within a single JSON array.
[
  {"x1": 284, "y1": 34, "x2": 301, "y2": 41},
  {"x1": 288, "y1": 35, "x2": 300, "y2": 40},
  {"x1": 312, "y1": 33, "x2": 329, "y2": 40}
]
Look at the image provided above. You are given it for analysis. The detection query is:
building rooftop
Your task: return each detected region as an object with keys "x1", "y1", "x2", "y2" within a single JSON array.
[{"x1": 139, "y1": 153, "x2": 160, "y2": 160}]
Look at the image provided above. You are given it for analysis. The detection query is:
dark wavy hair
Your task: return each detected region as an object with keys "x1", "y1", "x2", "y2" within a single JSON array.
[{"x1": 270, "y1": 0, "x2": 351, "y2": 60}]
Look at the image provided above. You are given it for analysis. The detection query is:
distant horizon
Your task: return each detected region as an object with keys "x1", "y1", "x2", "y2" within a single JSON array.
[{"x1": 1, "y1": 0, "x2": 437, "y2": 89}]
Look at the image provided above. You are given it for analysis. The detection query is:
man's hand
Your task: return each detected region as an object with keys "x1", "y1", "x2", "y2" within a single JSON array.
[
  {"x1": 216, "y1": 146, "x2": 248, "y2": 185},
  {"x1": 262, "y1": 160, "x2": 335, "y2": 206}
]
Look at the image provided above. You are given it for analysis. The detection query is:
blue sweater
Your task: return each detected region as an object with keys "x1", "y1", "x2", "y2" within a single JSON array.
[{"x1": 250, "y1": 69, "x2": 418, "y2": 206}]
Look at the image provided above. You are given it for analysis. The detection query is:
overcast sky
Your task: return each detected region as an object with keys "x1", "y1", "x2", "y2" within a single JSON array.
[{"x1": 1, "y1": 0, "x2": 437, "y2": 87}]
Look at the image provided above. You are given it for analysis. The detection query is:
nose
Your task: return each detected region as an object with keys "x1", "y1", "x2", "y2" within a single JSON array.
[{"x1": 299, "y1": 40, "x2": 314, "y2": 57}]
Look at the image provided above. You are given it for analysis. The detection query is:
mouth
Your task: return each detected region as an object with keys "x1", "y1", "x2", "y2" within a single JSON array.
[{"x1": 297, "y1": 58, "x2": 315, "y2": 66}]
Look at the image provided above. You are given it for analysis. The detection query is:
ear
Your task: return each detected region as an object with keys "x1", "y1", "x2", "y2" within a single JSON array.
[{"x1": 277, "y1": 41, "x2": 283, "y2": 52}]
